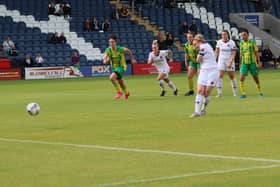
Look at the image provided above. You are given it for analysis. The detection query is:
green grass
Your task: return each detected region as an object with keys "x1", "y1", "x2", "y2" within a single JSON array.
[{"x1": 0, "y1": 70, "x2": 280, "y2": 187}]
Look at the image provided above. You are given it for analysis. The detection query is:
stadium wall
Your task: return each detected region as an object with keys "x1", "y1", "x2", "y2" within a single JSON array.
[{"x1": 230, "y1": 13, "x2": 280, "y2": 57}]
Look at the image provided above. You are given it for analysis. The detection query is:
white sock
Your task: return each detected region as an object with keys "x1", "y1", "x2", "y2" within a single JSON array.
[
  {"x1": 217, "y1": 78, "x2": 223, "y2": 96},
  {"x1": 195, "y1": 94, "x2": 204, "y2": 114},
  {"x1": 159, "y1": 80, "x2": 165, "y2": 91},
  {"x1": 202, "y1": 96, "x2": 210, "y2": 111},
  {"x1": 231, "y1": 78, "x2": 238, "y2": 96},
  {"x1": 167, "y1": 81, "x2": 177, "y2": 91}
]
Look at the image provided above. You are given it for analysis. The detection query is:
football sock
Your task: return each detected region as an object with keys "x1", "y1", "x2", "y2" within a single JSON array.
[
  {"x1": 118, "y1": 80, "x2": 128, "y2": 94},
  {"x1": 188, "y1": 77, "x2": 194, "y2": 91},
  {"x1": 203, "y1": 96, "x2": 210, "y2": 110},
  {"x1": 195, "y1": 94, "x2": 204, "y2": 114},
  {"x1": 168, "y1": 81, "x2": 177, "y2": 91},
  {"x1": 217, "y1": 78, "x2": 223, "y2": 96},
  {"x1": 240, "y1": 81, "x2": 246, "y2": 95},
  {"x1": 112, "y1": 81, "x2": 122, "y2": 93},
  {"x1": 231, "y1": 78, "x2": 238, "y2": 96},
  {"x1": 256, "y1": 82, "x2": 262, "y2": 94},
  {"x1": 159, "y1": 80, "x2": 166, "y2": 91}
]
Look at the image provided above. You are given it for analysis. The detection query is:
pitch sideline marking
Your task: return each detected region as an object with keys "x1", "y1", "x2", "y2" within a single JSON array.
[
  {"x1": 99, "y1": 164, "x2": 280, "y2": 186},
  {"x1": 0, "y1": 137, "x2": 280, "y2": 164}
]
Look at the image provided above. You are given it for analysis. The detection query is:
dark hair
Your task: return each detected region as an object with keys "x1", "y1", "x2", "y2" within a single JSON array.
[
  {"x1": 187, "y1": 31, "x2": 195, "y2": 37},
  {"x1": 109, "y1": 35, "x2": 117, "y2": 41},
  {"x1": 222, "y1": 30, "x2": 230, "y2": 38},
  {"x1": 242, "y1": 28, "x2": 249, "y2": 34}
]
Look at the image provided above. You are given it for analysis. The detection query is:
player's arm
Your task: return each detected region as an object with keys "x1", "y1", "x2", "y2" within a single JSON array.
[
  {"x1": 124, "y1": 47, "x2": 137, "y2": 64},
  {"x1": 185, "y1": 52, "x2": 189, "y2": 67},
  {"x1": 228, "y1": 49, "x2": 237, "y2": 68},
  {"x1": 239, "y1": 47, "x2": 242, "y2": 67},
  {"x1": 215, "y1": 46, "x2": 220, "y2": 62},
  {"x1": 103, "y1": 52, "x2": 109, "y2": 64},
  {"x1": 196, "y1": 47, "x2": 204, "y2": 63},
  {"x1": 167, "y1": 50, "x2": 173, "y2": 62},
  {"x1": 255, "y1": 47, "x2": 262, "y2": 68},
  {"x1": 147, "y1": 53, "x2": 153, "y2": 65}
]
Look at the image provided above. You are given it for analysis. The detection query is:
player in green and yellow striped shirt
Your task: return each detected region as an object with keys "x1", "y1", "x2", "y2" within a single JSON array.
[
  {"x1": 103, "y1": 35, "x2": 137, "y2": 100},
  {"x1": 184, "y1": 32, "x2": 199, "y2": 96},
  {"x1": 239, "y1": 29, "x2": 263, "y2": 98}
]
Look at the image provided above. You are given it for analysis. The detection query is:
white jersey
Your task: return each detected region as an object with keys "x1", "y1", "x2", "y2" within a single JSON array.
[
  {"x1": 216, "y1": 39, "x2": 236, "y2": 64},
  {"x1": 148, "y1": 50, "x2": 170, "y2": 72},
  {"x1": 198, "y1": 43, "x2": 217, "y2": 70}
]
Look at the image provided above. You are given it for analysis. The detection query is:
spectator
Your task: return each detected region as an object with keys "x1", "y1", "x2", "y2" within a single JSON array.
[
  {"x1": 232, "y1": 35, "x2": 240, "y2": 67},
  {"x1": 23, "y1": 54, "x2": 35, "y2": 67},
  {"x1": 84, "y1": 18, "x2": 92, "y2": 31},
  {"x1": 62, "y1": 1, "x2": 71, "y2": 19},
  {"x1": 102, "y1": 19, "x2": 111, "y2": 32},
  {"x1": 49, "y1": 32, "x2": 59, "y2": 44},
  {"x1": 263, "y1": 0, "x2": 272, "y2": 13},
  {"x1": 254, "y1": 0, "x2": 264, "y2": 12},
  {"x1": 2, "y1": 37, "x2": 17, "y2": 56},
  {"x1": 71, "y1": 51, "x2": 80, "y2": 69},
  {"x1": 181, "y1": 21, "x2": 189, "y2": 34},
  {"x1": 59, "y1": 32, "x2": 67, "y2": 44},
  {"x1": 48, "y1": 2, "x2": 56, "y2": 15},
  {"x1": 35, "y1": 53, "x2": 45, "y2": 67},
  {"x1": 54, "y1": 3, "x2": 63, "y2": 16},
  {"x1": 165, "y1": 32, "x2": 174, "y2": 47},
  {"x1": 232, "y1": 35, "x2": 240, "y2": 49},
  {"x1": 92, "y1": 17, "x2": 100, "y2": 31},
  {"x1": 119, "y1": 4, "x2": 129, "y2": 18},
  {"x1": 163, "y1": 0, "x2": 176, "y2": 8},
  {"x1": 156, "y1": 33, "x2": 167, "y2": 50},
  {"x1": 0, "y1": 45, "x2": 5, "y2": 57},
  {"x1": 189, "y1": 20, "x2": 198, "y2": 34},
  {"x1": 261, "y1": 45, "x2": 274, "y2": 65}
]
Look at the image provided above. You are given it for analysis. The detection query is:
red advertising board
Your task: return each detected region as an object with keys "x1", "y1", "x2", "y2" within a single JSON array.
[
  {"x1": 0, "y1": 68, "x2": 21, "y2": 80},
  {"x1": 133, "y1": 62, "x2": 182, "y2": 75},
  {"x1": 0, "y1": 58, "x2": 11, "y2": 69}
]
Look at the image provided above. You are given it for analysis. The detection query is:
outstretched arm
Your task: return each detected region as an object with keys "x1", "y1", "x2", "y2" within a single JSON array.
[
  {"x1": 124, "y1": 48, "x2": 137, "y2": 64},
  {"x1": 103, "y1": 53, "x2": 109, "y2": 64},
  {"x1": 167, "y1": 50, "x2": 173, "y2": 62}
]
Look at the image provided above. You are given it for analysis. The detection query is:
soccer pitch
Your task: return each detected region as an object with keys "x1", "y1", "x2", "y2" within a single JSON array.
[{"x1": 0, "y1": 70, "x2": 280, "y2": 187}]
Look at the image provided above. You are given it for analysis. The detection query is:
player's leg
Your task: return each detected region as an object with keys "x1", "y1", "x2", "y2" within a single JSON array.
[
  {"x1": 163, "y1": 72, "x2": 178, "y2": 95},
  {"x1": 185, "y1": 65, "x2": 196, "y2": 96},
  {"x1": 239, "y1": 64, "x2": 248, "y2": 98},
  {"x1": 201, "y1": 69, "x2": 218, "y2": 115},
  {"x1": 191, "y1": 84, "x2": 205, "y2": 117},
  {"x1": 118, "y1": 78, "x2": 130, "y2": 99},
  {"x1": 190, "y1": 69, "x2": 207, "y2": 117},
  {"x1": 250, "y1": 64, "x2": 263, "y2": 96},
  {"x1": 201, "y1": 86, "x2": 214, "y2": 115},
  {"x1": 228, "y1": 71, "x2": 238, "y2": 96},
  {"x1": 157, "y1": 73, "x2": 167, "y2": 96},
  {"x1": 110, "y1": 72, "x2": 123, "y2": 99},
  {"x1": 216, "y1": 69, "x2": 224, "y2": 97}
]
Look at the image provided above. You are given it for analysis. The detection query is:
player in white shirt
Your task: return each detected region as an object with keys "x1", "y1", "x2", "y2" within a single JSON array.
[
  {"x1": 215, "y1": 30, "x2": 238, "y2": 97},
  {"x1": 190, "y1": 34, "x2": 218, "y2": 117},
  {"x1": 148, "y1": 40, "x2": 178, "y2": 96}
]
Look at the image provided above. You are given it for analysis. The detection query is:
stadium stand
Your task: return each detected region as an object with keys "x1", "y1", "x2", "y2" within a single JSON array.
[{"x1": 0, "y1": 0, "x2": 278, "y2": 67}]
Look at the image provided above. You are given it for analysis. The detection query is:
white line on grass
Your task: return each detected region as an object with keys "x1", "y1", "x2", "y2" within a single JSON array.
[
  {"x1": 99, "y1": 164, "x2": 280, "y2": 186},
  {"x1": 0, "y1": 138, "x2": 280, "y2": 164}
]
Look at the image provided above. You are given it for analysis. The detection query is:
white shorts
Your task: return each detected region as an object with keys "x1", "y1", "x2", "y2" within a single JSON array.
[
  {"x1": 197, "y1": 68, "x2": 219, "y2": 87},
  {"x1": 157, "y1": 67, "x2": 170, "y2": 78},
  {"x1": 218, "y1": 61, "x2": 235, "y2": 72}
]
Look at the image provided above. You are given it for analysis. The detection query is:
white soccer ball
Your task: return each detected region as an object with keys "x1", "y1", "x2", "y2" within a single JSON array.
[{"x1": 26, "y1": 102, "x2": 40, "y2": 116}]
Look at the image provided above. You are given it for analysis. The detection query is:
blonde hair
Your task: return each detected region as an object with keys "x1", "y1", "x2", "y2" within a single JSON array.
[
  {"x1": 194, "y1": 34, "x2": 205, "y2": 42},
  {"x1": 152, "y1": 40, "x2": 159, "y2": 46}
]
